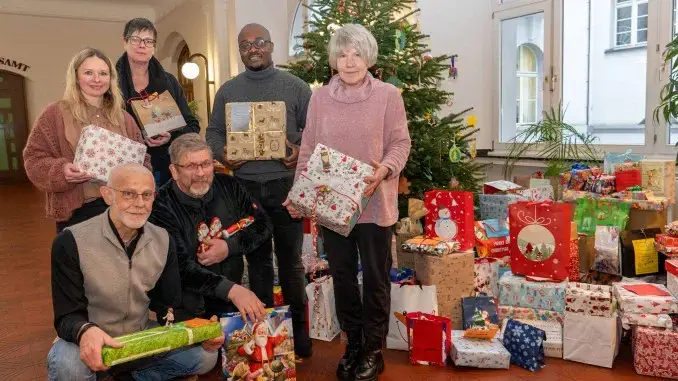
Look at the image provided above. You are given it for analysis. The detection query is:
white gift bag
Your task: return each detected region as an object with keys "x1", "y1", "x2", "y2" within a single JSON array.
[
  {"x1": 306, "y1": 276, "x2": 341, "y2": 341},
  {"x1": 563, "y1": 312, "x2": 621, "y2": 368},
  {"x1": 386, "y1": 283, "x2": 438, "y2": 350}
]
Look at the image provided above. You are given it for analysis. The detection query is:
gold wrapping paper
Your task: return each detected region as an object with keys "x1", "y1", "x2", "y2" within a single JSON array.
[{"x1": 225, "y1": 101, "x2": 286, "y2": 160}]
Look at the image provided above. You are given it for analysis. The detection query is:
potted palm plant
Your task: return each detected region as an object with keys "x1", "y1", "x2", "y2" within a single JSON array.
[
  {"x1": 655, "y1": 34, "x2": 678, "y2": 162},
  {"x1": 503, "y1": 105, "x2": 600, "y2": 186}
]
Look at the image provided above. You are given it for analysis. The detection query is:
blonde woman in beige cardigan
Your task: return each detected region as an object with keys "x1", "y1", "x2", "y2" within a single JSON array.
[{"x1": 23, "y1": 47, "x2": 150, "y2": 232}]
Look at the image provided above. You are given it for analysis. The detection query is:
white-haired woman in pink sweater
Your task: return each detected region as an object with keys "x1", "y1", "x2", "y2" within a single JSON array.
[{"x1": 284, "y1": 24, "x2": 411, "y2": 381}]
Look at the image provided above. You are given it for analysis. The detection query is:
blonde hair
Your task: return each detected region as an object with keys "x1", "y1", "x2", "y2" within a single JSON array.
[
  {"x1": 328, "y1": 24, "x2": 378, "y2": 69},
  {"x1": 63, "y1": 48, "x2": 125, "y2": 127}
]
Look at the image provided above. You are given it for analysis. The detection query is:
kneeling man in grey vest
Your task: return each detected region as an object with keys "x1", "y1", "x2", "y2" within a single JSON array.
[{"x1": 46, "y1": 163, "x2": 224, "y2": 381}]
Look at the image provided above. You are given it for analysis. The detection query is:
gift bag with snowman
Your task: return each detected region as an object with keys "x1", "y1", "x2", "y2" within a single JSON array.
[
  {"x1": 424, "y1": 191, "x2": 475, "y2": 251},
  {"x1": 508, "y1": 201, "x2": 574, "y2": 281}
]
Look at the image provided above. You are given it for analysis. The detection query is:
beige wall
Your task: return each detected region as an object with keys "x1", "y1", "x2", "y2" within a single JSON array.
[
  {"x1": 155, "y1": 0, "x2": 213, "y2": 131},
  {"x1": 0, "y1": 13, "x2": 126, "y2": 127}
]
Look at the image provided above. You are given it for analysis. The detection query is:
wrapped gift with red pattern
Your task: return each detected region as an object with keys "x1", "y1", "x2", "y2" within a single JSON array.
[
  {"x1": 508, "y1": 201, "x2": 574, "y2": 281},
  {"x1": 288, "y1": 144, "x2": 373, "y2": 237},
  {"x1": 73, "y1": 125, "x2": 147, "y2": 182},
  {"x1": 424, "y1": 191, "x2": 475, "y2": 251},
  {"x1": 667, "y1": 259, "x2": 678, "y2": 298},
  {"x1": 406, "y1": 312, "x2": 452, "y2": 367},
  {"x1": 633, "y1": 326, "x2": 678, "y2": 379}
]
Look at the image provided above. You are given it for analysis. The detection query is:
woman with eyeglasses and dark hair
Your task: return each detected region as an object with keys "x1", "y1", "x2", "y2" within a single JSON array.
[
  {"x1": 116, "y1": 17, "x2": 200, "y2": 187},
  {"x1": 23, "y1": 47, "x2": 151, "y2": 233}
]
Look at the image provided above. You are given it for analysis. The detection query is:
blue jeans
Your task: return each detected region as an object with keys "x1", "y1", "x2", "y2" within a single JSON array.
[{"x1": 46, "y1": 338, "x2": 218, "y2": 381}]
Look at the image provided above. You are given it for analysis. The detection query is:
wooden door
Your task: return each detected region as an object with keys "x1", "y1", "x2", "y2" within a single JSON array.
[{"x1": 0, "y1": 70, "x2": 28, "y2": 183}]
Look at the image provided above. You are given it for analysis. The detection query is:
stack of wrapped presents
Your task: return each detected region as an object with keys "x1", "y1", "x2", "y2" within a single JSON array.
[{"x1": 216, "y1": 143, "x2": 678, "y2": 378}]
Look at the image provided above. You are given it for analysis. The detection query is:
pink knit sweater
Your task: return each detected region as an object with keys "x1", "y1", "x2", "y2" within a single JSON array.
[{"x1": 295, "y1": 73, "x2": 411, "y2": 227}]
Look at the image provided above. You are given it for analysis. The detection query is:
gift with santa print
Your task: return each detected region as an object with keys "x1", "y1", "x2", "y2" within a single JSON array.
[
  {"x1": 424, "y1": 190, "x2": 475, "y2": 251},
  {"x1": 508, "y1": 201, "x2": 574, "y2": 281},
  {"x1": 221, "y1": 306, "x2": 296, "y2": 380}
]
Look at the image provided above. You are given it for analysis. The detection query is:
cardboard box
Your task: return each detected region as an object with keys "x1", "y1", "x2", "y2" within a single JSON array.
[{"x1": 415, "y1": 251, "x2": 475, "y2": 329}]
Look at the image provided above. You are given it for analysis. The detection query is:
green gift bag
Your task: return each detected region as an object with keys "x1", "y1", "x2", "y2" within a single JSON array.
[
  {"x1": 574, "y1": 198, "x2": 631, "y2": 235},
  {"x1": 101, "y1": 318, "x2": 222, "y2": 367}
]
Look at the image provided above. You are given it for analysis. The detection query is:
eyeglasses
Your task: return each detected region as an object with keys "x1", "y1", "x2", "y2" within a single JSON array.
[
  {"x1": 110, "y1": 188, "x2": 156, "y2": 201},
  {"x1": 127, "y1": 36, "x2": 156, "y2": 48},
  {"x1": 239, "y1": 38, "x2": 271, "y2": 52},
  {"x1": 175, "y1": 160, "x2": 214, "y2": 172}
]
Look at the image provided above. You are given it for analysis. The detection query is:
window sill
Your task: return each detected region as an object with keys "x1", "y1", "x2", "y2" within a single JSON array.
[{"x1": 604, "y1": 44, "x2": 647, "y2": 55}]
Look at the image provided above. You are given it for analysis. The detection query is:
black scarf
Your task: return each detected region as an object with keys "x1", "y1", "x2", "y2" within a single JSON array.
[{"x1": 115, "y1": 52, "x2": 168, "y2": 102}]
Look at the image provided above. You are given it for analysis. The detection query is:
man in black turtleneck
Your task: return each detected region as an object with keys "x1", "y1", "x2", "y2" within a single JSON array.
[{"x1": 205, "y1": 23, "x2": 313, "y2": 358}]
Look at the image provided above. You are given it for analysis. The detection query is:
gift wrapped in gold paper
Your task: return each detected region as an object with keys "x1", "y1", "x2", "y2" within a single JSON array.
[{"x1": 225, "y1": 101, "x2": 286, "y2": 161}]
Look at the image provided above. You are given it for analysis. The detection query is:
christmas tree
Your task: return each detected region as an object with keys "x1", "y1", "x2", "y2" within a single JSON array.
[{"x1": 281, "y1": 0, "x2": 486, "y2": 215}]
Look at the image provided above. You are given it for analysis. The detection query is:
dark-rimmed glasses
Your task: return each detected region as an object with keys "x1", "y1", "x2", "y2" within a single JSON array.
[
  {"x1": 127, "y1": 36, "x2": 156, "y2": 48},
  {"x1": 175, "y1": 160, "x2": 214, "y2": 172},
  {"x1": 239, "y1": 38, "x2": 271, "y2": 52}
]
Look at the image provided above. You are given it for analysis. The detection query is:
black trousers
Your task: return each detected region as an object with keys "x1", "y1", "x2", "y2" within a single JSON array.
[
  {"x1": 55, "y1": 198, "x2": 108, "y2": 234},
  {"x1": 237, "y1": 176, "x2": 309, "y2": 342},
  {"x1": 321, "y1": 223, "x2": 394, "y2": 350}
]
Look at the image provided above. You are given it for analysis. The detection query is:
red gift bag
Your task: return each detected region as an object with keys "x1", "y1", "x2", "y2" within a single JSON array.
[
  {"x1": 615, "y1": 164, "x2": 642, "y2": 192},
  {"x1": 424, "y1": 191, "x2": 475, "y2": 251},
  {"x1": 508, "y1": 201, "x2": 574, "y2": 281},
  {"x1": 406, "y1": 312, "x2": 451, "y2": 366}
]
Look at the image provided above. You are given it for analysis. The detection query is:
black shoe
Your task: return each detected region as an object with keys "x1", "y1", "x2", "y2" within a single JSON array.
[
  {"x1": 336, "y1": 331, "x2": 362, "y2": 380},
  {"x1": 353, "y1": 350, "x2": 384, "y2": 381}
]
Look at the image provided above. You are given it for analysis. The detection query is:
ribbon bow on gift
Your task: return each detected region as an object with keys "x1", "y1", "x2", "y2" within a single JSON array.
[{"x1": 666, "y1": 221, "x2": 678, "y2": 237}]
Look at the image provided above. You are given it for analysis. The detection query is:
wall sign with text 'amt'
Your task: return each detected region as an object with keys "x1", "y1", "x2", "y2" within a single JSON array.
[{"x1": 0, "y1": 58, "x2": 30, "y2": 72}]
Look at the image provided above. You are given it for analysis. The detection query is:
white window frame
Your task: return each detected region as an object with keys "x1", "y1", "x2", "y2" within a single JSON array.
[
  {"x1": 614, "y1": 0, "x2": 649, "y2": 48},
  {"x1": 491, "y1": 0, "x2": 674, "y2": 159}
]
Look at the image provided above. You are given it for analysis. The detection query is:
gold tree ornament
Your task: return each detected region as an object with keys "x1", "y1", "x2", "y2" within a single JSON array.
[
  {"x1": 467, "y1": 114, "x2": 477, "y2": 127},
  {"x1": 469, "y1": 139, "x2": 477, "y2": 159},
  {"x1": 310, "y1": 80, "x2": 323, "y2": 92}
]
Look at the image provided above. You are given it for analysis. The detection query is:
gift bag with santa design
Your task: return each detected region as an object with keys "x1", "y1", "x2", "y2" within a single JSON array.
[
  {"x1": 508, "y1": 201, "x2": 574, "y2": 281},
  {"x1": 424, "y1": 191, "x2": 475, "y2": 251},
  {"x1": 221, "y1": 306, "x2": 296, "y2": 380}
]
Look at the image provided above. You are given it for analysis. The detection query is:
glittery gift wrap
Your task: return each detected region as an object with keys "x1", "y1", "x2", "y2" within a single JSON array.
[{"x1": 102, "y1": 319, "x2": 221, "y2": 367}]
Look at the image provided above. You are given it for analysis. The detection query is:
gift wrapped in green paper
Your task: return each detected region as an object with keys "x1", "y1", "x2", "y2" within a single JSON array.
[{"x1": 101, "y1": 318, "x2": 222, "y2": 367}]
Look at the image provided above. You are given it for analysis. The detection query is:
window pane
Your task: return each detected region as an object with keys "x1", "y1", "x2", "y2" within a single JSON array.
[
  {"x1": 562, "y1": 0, "x2": 646, "y2": 145},
  {"x1": 500, "y1": 12, "x2": 544, "y2": 142},
  {"x1": 617, "y1": 19, "x2": 632, "y2": 32},
  {"x1": 616, "y1": 32, "x2": 632, "y2": 46},
  {"x1": 638, "y1": 2, "x2": 648, "y2": 16},
  {"x1": 0, "y1": 128, "x2": 7, "y2": 171},
  {"x1": 638, "y1": 15, "x2": 648, "y2": 30},
  {"x1": 637, "y1": 29, "x2": 648, "y2": 43},
  {"x1": 617, "y1": 6, "x2": 632, "y2": 20}
]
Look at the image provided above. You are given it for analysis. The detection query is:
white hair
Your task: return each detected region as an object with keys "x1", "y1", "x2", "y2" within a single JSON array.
[{"x1": 328, "y1": 24, "x2": 378, "y2": 69}]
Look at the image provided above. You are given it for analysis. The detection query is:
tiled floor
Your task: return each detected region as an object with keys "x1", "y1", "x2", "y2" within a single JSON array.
[{"x1": 0, "y1": 182, "x2": 654, "y2": 380}]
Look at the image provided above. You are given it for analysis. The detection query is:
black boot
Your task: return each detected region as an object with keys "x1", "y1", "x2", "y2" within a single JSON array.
[
  {"x1": 353, "y1": 349, "x2": 384, "y2": 381},
  {"x1": 336, "y1": 331, "x2": 362, "y2": 380},
  {"x1": 294, "y1": 322, "x2": 313, "y2": 358}
]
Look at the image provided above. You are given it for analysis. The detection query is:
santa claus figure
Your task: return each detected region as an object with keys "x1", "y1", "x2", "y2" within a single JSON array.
[{"x1": 238, "y1": 321, "x2": 288, "y2": 374}]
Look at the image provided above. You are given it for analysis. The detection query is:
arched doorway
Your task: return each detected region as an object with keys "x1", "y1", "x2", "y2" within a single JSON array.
[
  {"x1": 177, "y1": 44, "x2": 195, "y2": 102},
  {"x1": 0, "y1": 70, "x2": 28, "y2": 183}
]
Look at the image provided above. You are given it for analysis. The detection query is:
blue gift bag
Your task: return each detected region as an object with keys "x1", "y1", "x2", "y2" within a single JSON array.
[{"x1": 502, "y1": 319, "x2": 546, "y2": 371}]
